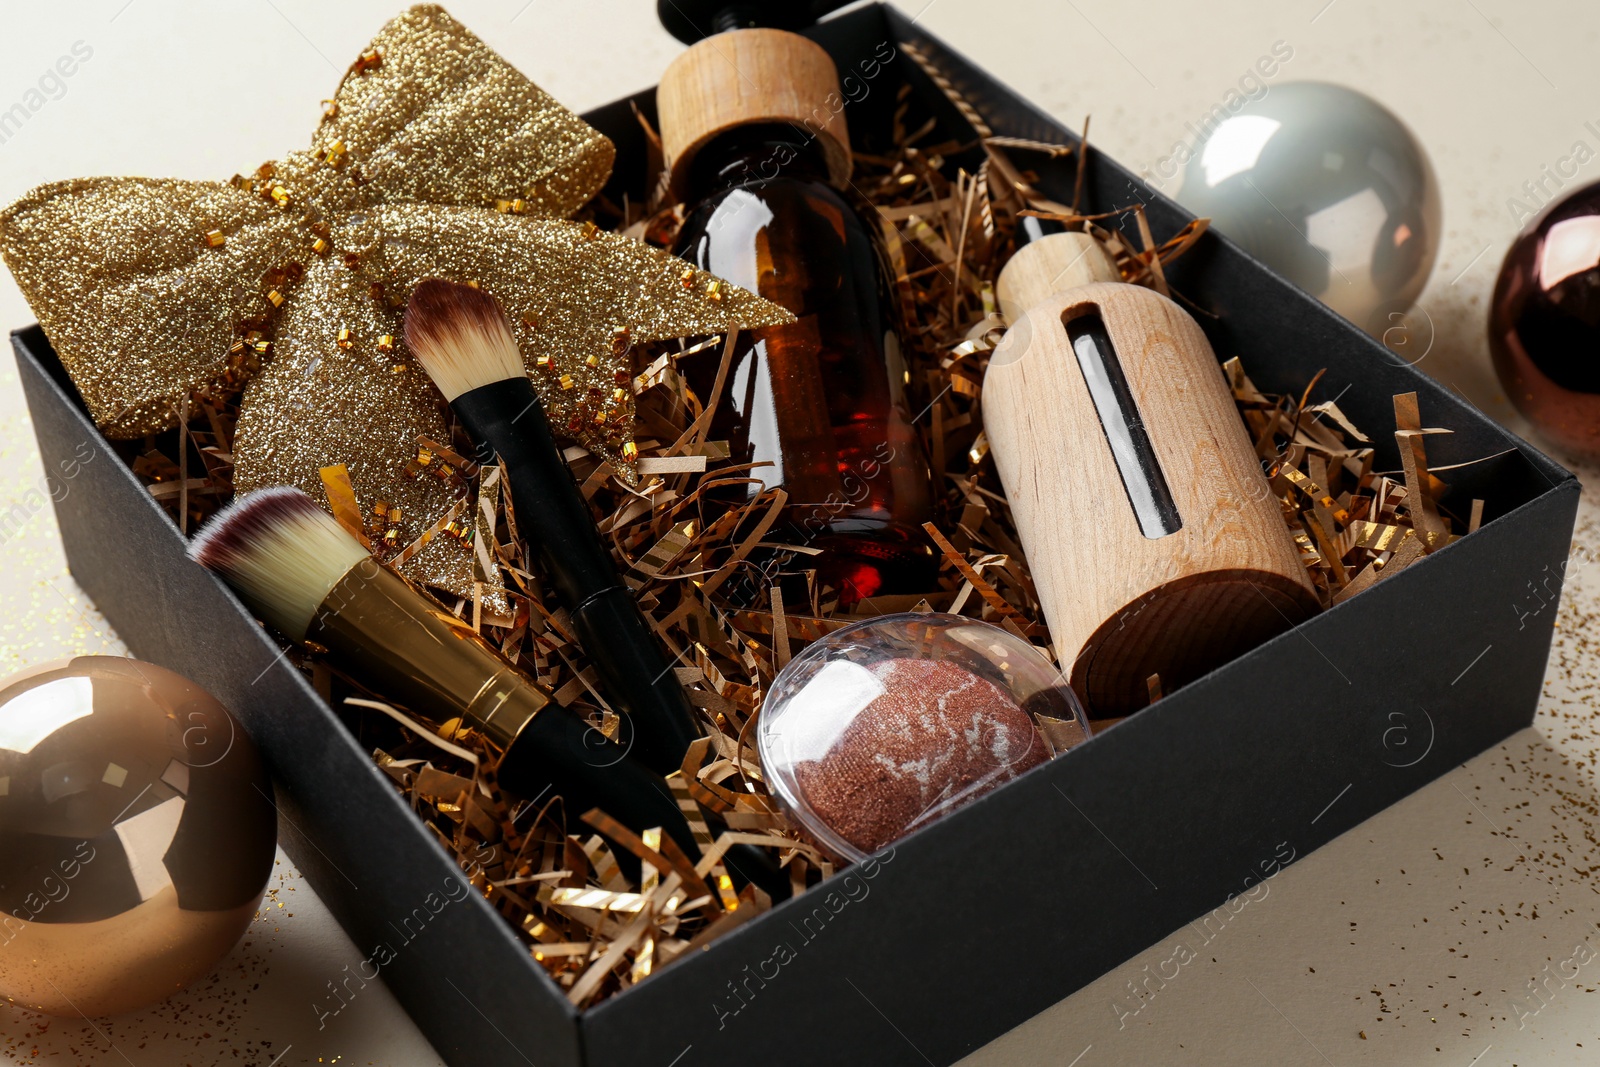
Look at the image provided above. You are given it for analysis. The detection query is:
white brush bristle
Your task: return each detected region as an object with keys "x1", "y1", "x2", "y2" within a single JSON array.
[
  {"x1": 189, "y1": 486, "x2": 370, "y2": 641},
  {"x1": 403, "y1": 278, "x2": 526, "y2": 401}
]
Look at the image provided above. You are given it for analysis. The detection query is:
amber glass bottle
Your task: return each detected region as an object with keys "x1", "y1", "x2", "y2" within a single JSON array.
[{"x1": 673, "y1": 127, "x2": 935, "y2": 606}]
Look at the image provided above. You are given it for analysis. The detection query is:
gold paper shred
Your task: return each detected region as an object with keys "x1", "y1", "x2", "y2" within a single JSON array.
[
  {"x1": 637, "y1": 455, "x2": 707, "y2": 475},
  {"x1": 1345, "y1": 520, "x2": 1410, "y2": 555},
  {"x1": 698, "y1": 490, "x2": 787, "y2": 600},
  {"x1": 651, "y1": 823, "x2": 718, "y2": 907},
  {"x1": 391, "y1": 493, "x2": 469, "y2": 569},
  {"x1": 770, "y1": 582, "x2": 791, "y2": 670},
  {"x1": 711, "y1": 868, "x2": 741, "y2": 912},
  {"x1": 728, "y1": 610, "x2": 859, "y2": 642},
  {"x1": 1305, "y1": 400, "x2": 1371, "y2": 444},
  {"x1": 1034, "y1": 714, "x2": 1090, "y2": 756},
  {"x1": 416, "y1": 436, "x2": 479, "y2": 473},
  {"x1": 922, "y1": 522, "x2": 1029, "y2": 629},
  {"x1": 1308, "y1": 508, "x2": 1348, "y2": 587},
  {"x1": 948, "y1": 337, "x2": 994, "y2": 359},
  {"x1": 667, "y1": 331, "x2": 740, "y2": 459},
  {"x1": 1393, "y1": 393, "x2": 1451, "y2": 551},
  {"x1": 319, "y1": 463, "x2": 373, "y2": 549},
  {"x1": 950, "y1": 372, "x2": 982, "y2": 398},
  {"x1": 1132, "y1": 206, "x2": 1170, "y2": 298},
  {"x1": 692, "y1": 833, "x2": 827, "y2": 879},
  {"x1": 565, "y1": 874, "x2": 681, "y2": 1005},
  {"x1": 344, "y1": 698, "x2": 479, "y2": 770},
  {"x1": 632, "y1": 519, "x2": 697, "y2": 578},
  {"x1": 668, "y1": 777, "x2": 717, "y2": 853},
  {"x1": 630, "y1": 932, "x2": 655, "y2": 983},
  {"x1": 984, "y1": 135, "x2": 1074, "y2": 156},
  {"x1": 580, "y1": 810, "x2": 705, "y2": 899},
  {"x1": 581, "y1": 836, "x2": 627, "y2": 893},
  {"x1": 878, "y1": 196, "x2": 961, "y2": 222},
  {"x1": 145, "y1": 478, "x2": 213, "y2": 501},
  {"x1": 1380, "y1": 530, "x2": 1428, "y2": 577},
  {"x1": 412, "y1": 766, "x2": 476, "y2": 804},
  {"x1": 529, "y1": 942, "x2": 595, "y2": 960},
  {"x1": 638, "y1": 828, "x2": 662, "y2": 899},
  {"x1": 900, "y1": 41, "x2": 994, "y2": 139}
]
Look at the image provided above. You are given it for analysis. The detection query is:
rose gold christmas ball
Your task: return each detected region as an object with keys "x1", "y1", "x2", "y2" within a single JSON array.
[
  {"x1": 0, "y1": 657, "x2": 275, "y2": 1018},
  {"x1": 1489, "y1": 180, "x2": 1600, "y2": 459}
]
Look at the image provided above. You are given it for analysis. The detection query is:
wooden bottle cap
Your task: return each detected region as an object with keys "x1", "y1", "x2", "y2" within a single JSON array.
[
  {"x1": 657, "y1": 28, "x2": 853, "y2": 199},
  {"x1": 996, "y1": 232, "x2": 1121, "y2": 321}
]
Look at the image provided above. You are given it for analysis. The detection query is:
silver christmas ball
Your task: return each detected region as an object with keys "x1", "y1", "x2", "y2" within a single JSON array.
[{"x1": 1174, "y1": 81, "x2": 1440, "y2": 336}]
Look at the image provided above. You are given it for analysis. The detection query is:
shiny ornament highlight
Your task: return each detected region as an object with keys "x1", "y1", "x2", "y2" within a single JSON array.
[
  {"x1": 1489, "y1": 180, "x2": 1600, "y2": 460},
  {"x1": 1175, "y1": 81, "x2": 1440, "y2": 336},
  {"x1": 0, "y1": 657, "x2": 275, "y2": 1018}
]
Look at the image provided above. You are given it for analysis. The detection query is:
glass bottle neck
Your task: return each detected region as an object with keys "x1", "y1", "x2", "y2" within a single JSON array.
[{"x1": 682, "y1": 123, "x2": 836, "y2": 202}]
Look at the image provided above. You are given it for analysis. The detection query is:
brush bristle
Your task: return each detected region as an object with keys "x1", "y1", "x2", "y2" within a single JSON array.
[
  {"x1": 404, "y1": 279, "x2": 525, "y2": 401},
  {"x1": 189, "y1": 486, "x2": 371, "y2": 642}
]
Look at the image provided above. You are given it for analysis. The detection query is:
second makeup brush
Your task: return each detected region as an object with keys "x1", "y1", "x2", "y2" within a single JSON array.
[
  {"x1": 403, "y1": 278, "x2": 702, "y2": 777},
  {"x1": 189, "y1": 487, "x2": 707, "y2": 867}
]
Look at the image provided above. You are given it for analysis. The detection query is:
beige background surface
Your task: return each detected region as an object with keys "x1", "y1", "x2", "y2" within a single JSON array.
[{"x1": 3, "y1": 1, "x2": 1600, "y2": 1064}]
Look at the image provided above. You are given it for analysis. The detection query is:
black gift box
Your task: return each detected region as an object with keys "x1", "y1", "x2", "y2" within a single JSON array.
[{"x1": 12, "y1": 5, "x2": 1580, "y2": 1065}]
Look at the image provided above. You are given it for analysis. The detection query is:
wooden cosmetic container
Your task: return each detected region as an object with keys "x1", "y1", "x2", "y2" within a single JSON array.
[{"x1": 985, "y1": 231, "x2": 1319, "y2": 714}]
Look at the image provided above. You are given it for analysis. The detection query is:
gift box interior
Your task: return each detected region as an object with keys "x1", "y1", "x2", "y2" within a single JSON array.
[{"x1": 11, "y1": 5, "x2": 1581, "y2": 1066}]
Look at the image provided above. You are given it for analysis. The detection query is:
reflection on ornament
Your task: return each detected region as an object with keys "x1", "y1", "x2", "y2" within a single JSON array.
[
  {"x1": 1175, "y1": 81, "x2": 1440, "y2": 336},
  {"x1": 0, "y1": 658, "x2": 275, "y2": 1018},
  {"x1": 1490, "y1": 180, "x2": 1600, "y2": 459}
]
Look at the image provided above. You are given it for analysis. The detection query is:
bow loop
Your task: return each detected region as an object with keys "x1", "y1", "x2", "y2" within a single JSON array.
[
  {"x1": 308, "y1": 4, "x2": 612, "y2": 218},
  {"x1": 0, "y1": 176, "x2": 305, "y2": 436}
]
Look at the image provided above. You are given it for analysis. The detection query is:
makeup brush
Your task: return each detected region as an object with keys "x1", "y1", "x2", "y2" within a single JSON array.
[
  {"x1": 189, "y1": 486, "x2": 708, "y2": 872},
  {"x1": 403, "y1": 279, "x2": 702, "y2": 777}
]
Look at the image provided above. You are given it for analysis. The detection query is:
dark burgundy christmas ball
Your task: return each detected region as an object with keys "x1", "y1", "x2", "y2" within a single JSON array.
[{"x1": 1489, "y1": 180, "x2": 1600, "y2": 459}]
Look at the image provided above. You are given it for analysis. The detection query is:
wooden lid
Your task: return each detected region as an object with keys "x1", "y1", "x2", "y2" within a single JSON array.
[
  {"x1": 1071, "y1": 569, "x2": 1318, "y2": 715},
  {"x1": 657, "y1": 28, "x2": 852, "y2": 199},
  {"x1": 996, "y1": 232, "x2": 1120, "y2": 321}
]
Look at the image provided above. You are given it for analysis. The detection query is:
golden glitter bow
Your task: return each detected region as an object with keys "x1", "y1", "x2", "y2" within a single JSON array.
[{"x1": 0, "y1": 5, "x2": 790, "y2": 605}]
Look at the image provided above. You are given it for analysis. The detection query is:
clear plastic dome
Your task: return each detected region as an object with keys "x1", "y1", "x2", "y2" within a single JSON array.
[{"x1": 758, "y1": 613, "x2": 1091, "y2": 862}]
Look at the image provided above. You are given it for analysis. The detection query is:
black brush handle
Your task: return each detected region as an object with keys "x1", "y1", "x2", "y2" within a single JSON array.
[
  {"x1": 501, "y1": 708, "x2": 691, "y2": 880},
  {"x1": 451, "y1": 378, "x2": 703, "y2": 776},
  {"x1": 505, "y1": 709, "x2": 790, "y2": 900}
]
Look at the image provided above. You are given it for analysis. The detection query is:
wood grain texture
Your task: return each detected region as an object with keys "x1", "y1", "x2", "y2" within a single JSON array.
[
  {"x1": 656, "y1": 28, "x2": 853, "y2": 199},
  {"x1": 995, "y1": 232, "x2": 1120, "y2": 321},
  {"x1": 984, "y1": 280, "x2": 1318, "y2": 714}
]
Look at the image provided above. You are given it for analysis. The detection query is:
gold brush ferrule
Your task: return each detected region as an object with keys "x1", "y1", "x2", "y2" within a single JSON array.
[{"x1": 305, "y1": 560, "x2": 549, "y2": 750}]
